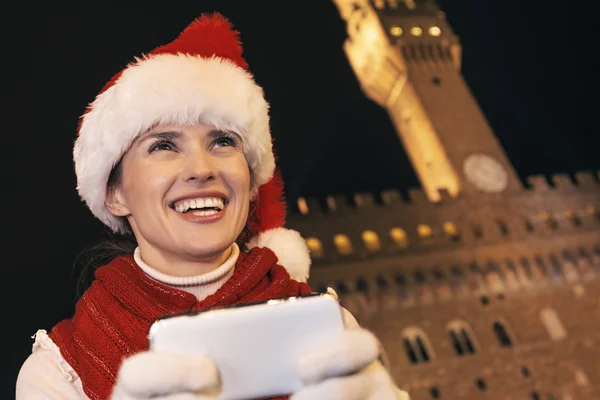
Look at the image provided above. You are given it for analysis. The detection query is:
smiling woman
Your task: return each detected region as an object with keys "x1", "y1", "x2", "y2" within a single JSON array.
[
  {"x1": 105, "y1": 124, "x2": 252, "y2": 278},
  {"x1": 15, "y1": 12, "x2": 408, "y2": 400}
]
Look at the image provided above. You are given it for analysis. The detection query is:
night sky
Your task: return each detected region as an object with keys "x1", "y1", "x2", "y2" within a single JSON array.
[{"x1": 3, "y1": 1, "x2": 594, "y2": 394}]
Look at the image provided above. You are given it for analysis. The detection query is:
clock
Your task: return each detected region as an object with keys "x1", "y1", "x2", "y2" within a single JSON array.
[{"x1": 463, "y1": 154, "x2": 508, "y2": 193}]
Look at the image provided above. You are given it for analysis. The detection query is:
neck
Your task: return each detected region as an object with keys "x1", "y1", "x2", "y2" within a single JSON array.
[{"x1": 136, "y1": 243, "x2": 234, "y2": 277}]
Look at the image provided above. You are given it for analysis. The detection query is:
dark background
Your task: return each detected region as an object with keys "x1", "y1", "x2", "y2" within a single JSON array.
[{"x1": 3, "y1": 1, "x2": 594, "y2": 396}]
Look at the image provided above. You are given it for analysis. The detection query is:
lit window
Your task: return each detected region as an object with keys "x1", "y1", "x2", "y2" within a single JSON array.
[
  {"x1": 417, "y1": 224, "x2": 432, "y2": 239},
  {"x1": 362, "y1": 230, "x2": 381, "y2": 252},
  {"x1": 410, "y1": 26, "x2": 423, "y2": 36},
  {"x1": 586, "y1": 205, "x2": 599, "y2": 219},
  {"x1": 540, "y1": 308, "x2": 567, "y2": 341},
  {"x1": 390, "y1": 26, "x2": 403, "y2": 37},
  {"x1": 306, "y1": 237, "x2": 323, "y2": 259},
  {"x1": 390, "y1": 227, "x2": 408, "y2": 248},
  {"x1": 333, "y1": 234, "x2": 353, "y2": 256},
  {"x1": 443, "y1": 221, "x2": 459, "y2": 239},
  {"x1": 428, "y1": 26, "x2": 442, "y2": 36},
  {"x1": 297, "y1": 197, "x2": 309, "y2": 215}
]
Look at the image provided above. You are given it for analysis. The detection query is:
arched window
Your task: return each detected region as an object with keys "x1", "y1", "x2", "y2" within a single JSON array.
[
  {"x1": 361, "y1": 230, "x2": 381, "y2": 252},
  {"x1": 443, "y1": 221, "x2": 460, "y2": 241},
  {"x1": 402, "y1": 327, "x2": 434, "y2": 364},
  {"x1": 417, "y1": 224, "x2": 433, "y2": 239},
  {"x1": 540, "y1": 308, "x2": 567, "y2": 341},
  {"x1": 389, "y1": 227, "x2": 409, "y2": 248},
  {"x1": 296, "y1": 197, "x2": 309, "y2": 215},
  {"x1": 447, "y1": 320, "x2": 477, "y2": 356},
  {"x1": 548, "y1": 254, "x2": 563, "y2": 281},
  {"x1": 305, "y1": 237, "x2": 324, "y2": 259},
  {"x1": 565, "y1": 209, "x2": 582, "y2": 226},
  {"x1": 333, "y1": 234, "x2": 353, "y2": 256},
  {"x1": 485, "y1": 261, "x2": 504, "y2": 293},
  {"x1": 492, "y1": 320, "x2": 513, "y2": 347}
]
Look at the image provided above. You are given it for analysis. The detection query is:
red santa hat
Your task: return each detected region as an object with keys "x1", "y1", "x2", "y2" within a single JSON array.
[{"x1": 73, "y1": 13, "x2": 310, "y2": 282}]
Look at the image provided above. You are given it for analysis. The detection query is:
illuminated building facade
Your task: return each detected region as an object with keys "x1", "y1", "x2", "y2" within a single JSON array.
[{"x1": 287, "y1": 1, "x2": 600, "y2": 399}]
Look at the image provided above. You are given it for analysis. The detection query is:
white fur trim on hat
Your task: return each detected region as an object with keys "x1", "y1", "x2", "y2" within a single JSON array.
[
  {"x1": 74, "y1": 53, "x2": 274, "y2": 233},
  {"x1": 246, "y1": 227, "x2": 311, "y2": 283}
]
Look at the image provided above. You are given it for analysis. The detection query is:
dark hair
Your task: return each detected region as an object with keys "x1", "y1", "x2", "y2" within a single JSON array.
[{"x1": 72, "y1": 158, "x2": 136, "y2": 300}]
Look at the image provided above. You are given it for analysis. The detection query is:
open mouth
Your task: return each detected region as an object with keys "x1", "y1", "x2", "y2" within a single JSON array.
[{"x1": 170, "y1": 197, "x2": 228, "y2": 216}]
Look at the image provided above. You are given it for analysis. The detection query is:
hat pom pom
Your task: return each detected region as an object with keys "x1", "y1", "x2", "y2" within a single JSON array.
[{"x1": 246, "y1": 227, "x2": 311, "y2": 283}]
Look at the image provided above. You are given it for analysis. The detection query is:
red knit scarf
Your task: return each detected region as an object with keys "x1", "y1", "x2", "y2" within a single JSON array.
[{"x1": 49, "y1": 247, "x2": 311, "y2": 400}]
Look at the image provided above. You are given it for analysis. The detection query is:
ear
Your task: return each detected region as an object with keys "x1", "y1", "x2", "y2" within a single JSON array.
[{"x1": 105, "y1": 185, "x2": 131, "y2": 217}]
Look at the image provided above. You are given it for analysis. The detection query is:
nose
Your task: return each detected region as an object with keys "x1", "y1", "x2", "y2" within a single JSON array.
[{"x1": 182, "y1": 149, "x2": 217, "y2": 183}]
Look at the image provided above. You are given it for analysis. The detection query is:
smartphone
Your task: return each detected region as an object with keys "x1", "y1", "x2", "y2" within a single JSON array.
[{"x1": 148, "y1": 293, "x2": 345, "y2": 400}]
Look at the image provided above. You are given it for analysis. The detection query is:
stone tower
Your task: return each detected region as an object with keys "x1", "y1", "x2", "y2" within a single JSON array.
[{"x1": 286, "y1": 1, "x2": 600, "y2": 399}]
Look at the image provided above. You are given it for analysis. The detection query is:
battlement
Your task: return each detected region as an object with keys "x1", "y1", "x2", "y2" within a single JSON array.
[
  {"x1": 314, "y1": 243, "x2": 600, "y2": 319},
  {"x1": 288, "y1": 171, "x2": 600, "y2": 264},
  {"x1": 293, "y1": 171, "x2": 600, "y2": 216}
]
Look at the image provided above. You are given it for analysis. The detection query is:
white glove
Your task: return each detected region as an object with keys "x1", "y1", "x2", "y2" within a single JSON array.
[
  {"x1": 110, "y1": 351, "x2": 221, "y2": 400},
  {"x1": 291, "y1": 328, "x2": 408, "y2": 400}
]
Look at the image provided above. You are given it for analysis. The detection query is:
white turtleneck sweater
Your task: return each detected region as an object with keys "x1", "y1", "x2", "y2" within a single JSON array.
[
  {"x1": 16, "y1": 245, "x2": 240, "y2": 399},
  {"x1": 133, "y1": 243, "x2": 239, "y2": 301}
]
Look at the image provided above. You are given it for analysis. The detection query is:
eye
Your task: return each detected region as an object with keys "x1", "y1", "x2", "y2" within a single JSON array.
[
  {"x1": 212, "y1": 134, "x2": 239, "y2": 149},
  {"x1": 149, "y1": 139, "x2": 177, "y2": 153},
  {"x1": 214, "y1": 137, "x2": 236, "y2": 148}
]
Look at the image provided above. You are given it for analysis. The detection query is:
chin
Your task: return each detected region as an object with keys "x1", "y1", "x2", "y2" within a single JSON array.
[{"x1": 182, "y1": 239, "x2": 235, "y2": 259}]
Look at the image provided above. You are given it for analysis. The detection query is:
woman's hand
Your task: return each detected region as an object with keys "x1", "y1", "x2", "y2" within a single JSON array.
[
  {"x1": 291, "y1": 328, "x2": 409, "y2": 400},
  {"x1": 110, "y1": 351, "x2": 221, "y2": 400}
]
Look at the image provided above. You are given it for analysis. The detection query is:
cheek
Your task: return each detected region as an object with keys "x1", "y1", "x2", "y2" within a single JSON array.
[
  {"x1": 122, "y1": 162, "x2": 175, "y2": 205},
  {"x1": 225, "y1": 157, "x2": 252, "y2": 191}
]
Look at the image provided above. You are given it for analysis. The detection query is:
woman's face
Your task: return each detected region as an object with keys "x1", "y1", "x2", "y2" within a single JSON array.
[{"x1": 107, "y1": 123, "x2": 251, "y2": 268}]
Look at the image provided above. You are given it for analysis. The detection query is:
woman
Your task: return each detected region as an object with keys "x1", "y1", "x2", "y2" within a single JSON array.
[{"x1": 16, "y1": 13, "x2": 409, "y2": 400}]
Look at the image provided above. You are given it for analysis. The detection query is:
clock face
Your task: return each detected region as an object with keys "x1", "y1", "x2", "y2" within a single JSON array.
[{"x1": 463, "y1": 154, "x2": 508, "y2": 193}]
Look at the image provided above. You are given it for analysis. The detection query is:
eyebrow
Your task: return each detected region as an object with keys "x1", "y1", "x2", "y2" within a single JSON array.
[
  {"x1": 208, "y1": 129, "x2": 243, "y2": 142},
  {"x1": 137, "y1": 130, "x2": 182, "y2": 145}
]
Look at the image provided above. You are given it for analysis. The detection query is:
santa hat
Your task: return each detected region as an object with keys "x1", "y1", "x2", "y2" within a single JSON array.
[{"x1": 73, "y1": 13, "x2": 310, "y2": 282}]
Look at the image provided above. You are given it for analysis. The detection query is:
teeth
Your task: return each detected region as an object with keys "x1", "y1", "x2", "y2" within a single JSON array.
[
  {"x1": 190, "y1": 209, "x2": 219, "y2": 216},
  {"x1": 173, "y1": 197, "x2": 226, "y2": 213}
]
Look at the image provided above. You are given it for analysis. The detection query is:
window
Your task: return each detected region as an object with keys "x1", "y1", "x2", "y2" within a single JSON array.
[
  {"x1": 448, "y1": 320, "x2": 477, "y2": 356},
  {"x1": 540, "y1": 308, "x2": 567, "y2": 341},
  {"x1": 417, "y1": 224, "x2": 433, "y2": 239},
  {"x1": 333, "y1": 234, "x2": 353, "y2": 256},
  {"x1": 306, "y1": 237, "x2": 324, "y2": 259},
  {"x1": 486, "y1": 261, "x2": 504, "y2": 293},
  {"x1": 533, "y1": 255, "x2": 548, "y2": 280},
  {"x1": 519, "y1": 257, "x2": 534, "y2": 282},
  {"x1": 566, "y1": 209, "x2": 582, "y2": 226},
  {"x1": 402, "y1": 327, "x2": 434, "y2": 364},
  {"x1": 356, "y1": 277, "x2": 369, "y2": 294},
  {"x1": 493, "y1": 321, "x2": 513, "y2": 347},
  {"x1": 530, "y1": 391, "x2": 541, "y2": 400},
  {"x1": 496, "y1": 219, "x2": 509, "y2": 236},
  {"x1": 541, "y1": 211, "x2": 558, "y2": 229},
  {"x1": 362, "y1": 230, "x2": 381, "y2": 252},
  {"x1": 429, "y1": 386, "x2": 441, "y2": 399},
  {"x1": 389, "y1": 227, "x2": 409, "y2": 248},
  {"x1": 296, "y1": 197, "x2": 309, "y2": 215},
  {"x1": 503, "y1": 259, "x2": 521, "y2": 288},
  {"x1": 443, "y1": 221, "x2": 460, "y2": 241},
  {"x1": 548, "y1": 255, "x2": 563, "y2": 281}
]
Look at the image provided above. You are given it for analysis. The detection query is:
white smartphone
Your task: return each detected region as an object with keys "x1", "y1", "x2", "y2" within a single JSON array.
[{"x1": 148, "y1": 293, "x2": 345, "y2": 400}]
